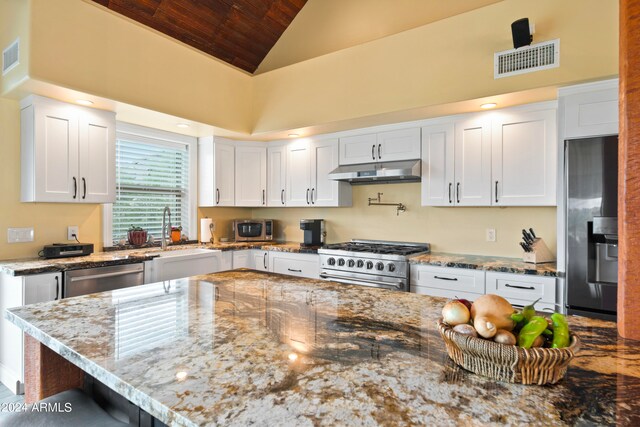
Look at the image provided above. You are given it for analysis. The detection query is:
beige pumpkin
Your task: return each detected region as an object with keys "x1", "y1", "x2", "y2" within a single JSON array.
[{"x1": 470, "y1": 294, "x2": 516, "y2": 339}]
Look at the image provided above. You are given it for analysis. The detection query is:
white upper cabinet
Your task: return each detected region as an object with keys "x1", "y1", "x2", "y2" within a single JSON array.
[
  {"x1": 267, "y1": 145, "x2": 287, "y2": 207},
  {"x1": 310, "y1": 138, "x2": 351, "y2": 207},
  {"x1": 376, "y1": 128, "x2": 421, "y2": 162},
  {"x1": 235, "y1": 144, "x2": 267, "y2": 207},
  {"x1": 454, "y1": 117, "x2": 492, "y2": 206},
  {"x1": 286, "y1": 140, "x2": 313, "y2": 206},
  {"x1": 492, "y1": 109, "x2": 557, "y2": 206},
  {"x1": 198, "y1": 137, "x2": 235, "y2": 207},
  {"x1": 338, "y1": 133, "x2": 377, "y2": 165},
  {"x1": 339, "y1": 128, "x2": 421, "y2": 165},
  {"x1": 421, "y1": 123, "x2": 455, "y2": 206},
  {"x1": 560, "y1": 79, "x2": 618, "y2": 139},
  {"x1": 20, "y1": 95, "x2": 115, "y2": 203}
]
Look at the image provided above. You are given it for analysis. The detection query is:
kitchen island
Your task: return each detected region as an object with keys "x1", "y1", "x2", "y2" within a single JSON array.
[{"x1": 5, "y1": 270, "x2": 640, "y2": 426}]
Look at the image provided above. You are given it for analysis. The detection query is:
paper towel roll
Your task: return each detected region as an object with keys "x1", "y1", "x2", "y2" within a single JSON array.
[{"x1": 200, "y1": 218, "x2": 214, "y2": 243}]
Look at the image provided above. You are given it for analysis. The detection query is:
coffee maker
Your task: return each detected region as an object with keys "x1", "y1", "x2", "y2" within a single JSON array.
[{"x1": 300, "y1": 219, "x2": 325, "y2": 247}]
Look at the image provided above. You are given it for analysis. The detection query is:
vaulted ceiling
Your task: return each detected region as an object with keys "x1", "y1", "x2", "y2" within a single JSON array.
[{"x1": 91, "y1": 0, "x2": 308, "y2": 73}]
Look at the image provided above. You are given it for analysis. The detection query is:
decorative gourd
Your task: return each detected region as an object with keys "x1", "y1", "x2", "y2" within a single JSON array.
[{"x1": 470, "y1": 294, "x2": 516, "y2": 339}]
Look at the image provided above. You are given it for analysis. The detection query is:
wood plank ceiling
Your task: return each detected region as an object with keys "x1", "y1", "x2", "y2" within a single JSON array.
[{"x1": 92, "y1": 0, "x2": 308, "y2": 73}]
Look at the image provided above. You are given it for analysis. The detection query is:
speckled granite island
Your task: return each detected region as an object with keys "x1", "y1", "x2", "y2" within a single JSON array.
[{"x1": 6, "y1": 270, "x2": 640, "y2": 426}]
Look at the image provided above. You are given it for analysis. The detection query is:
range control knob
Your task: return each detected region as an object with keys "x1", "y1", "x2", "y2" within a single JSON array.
[
  {"x1": 387, "y1": 263, "x2": 396, "y2": 273},
  {"x1": 327, "y1": 257, "x2": 336, "y2": 266},
  {"x1": 356, "y1": 260, "x2": 365, "y2": 268},
  {"x1": 347, "y1": 259, "x2": 355, "y2": 268},
  {"x1": 338, "y1": 258, "x2": 346, "y2": 266},
  {"x1": 366, "y1": 261, "x2": 374, "y2": 270},
  {"x1": 376, "y1": 262, "x2": 385, "y2": 271}
]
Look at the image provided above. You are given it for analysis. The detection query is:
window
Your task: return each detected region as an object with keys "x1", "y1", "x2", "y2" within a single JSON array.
[{"x1": 104, "y1": 123, "x2": 197, "y2": 246}]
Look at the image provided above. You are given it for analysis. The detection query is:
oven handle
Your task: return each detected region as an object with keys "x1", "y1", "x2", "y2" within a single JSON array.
[{"x1": 319, "y1": 273, "x2": 403, "y2": 290}]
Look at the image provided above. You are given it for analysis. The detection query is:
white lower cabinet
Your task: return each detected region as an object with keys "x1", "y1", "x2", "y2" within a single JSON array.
[
  {"x1": 410, "y1": 265, "x2": 485, "y2": 300},
  {"x1": 253, "y1": 250, "x2": 270, "y2": 272},
  {"x1": 410, "y1": 264, "x2": 560, "y2": 312},
  {"x1": 232, "y1": 250, "x2": 253, "y2": 269},
  {"x1": 270, "y1": 252, "x2": 320, "y2": 279},
  {"x1": 0, "y1": 272, "x2": 62, "y2": 394},
  {"x1": 485, "y1": 272, "x2": 557, "y2": 312}
]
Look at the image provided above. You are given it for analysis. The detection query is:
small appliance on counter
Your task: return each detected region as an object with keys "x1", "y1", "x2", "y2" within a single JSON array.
[
  {"x1": 232, "y1": 219, "x2": 274, "y2": 242},
  {"x1": 41, "y1": 243, "x2": 94, "y2": 259},
  {"x1": 300, "y1": 219, "x2": 325, "y2": 247}
]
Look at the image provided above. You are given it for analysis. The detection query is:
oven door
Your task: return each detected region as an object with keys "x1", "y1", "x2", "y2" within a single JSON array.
[
  {"x1": 319, "y1": 270, "x2": 407, "y2": 292},
  {"x1": 235, "y1": 222, "x2": 265, "y2": 240}
]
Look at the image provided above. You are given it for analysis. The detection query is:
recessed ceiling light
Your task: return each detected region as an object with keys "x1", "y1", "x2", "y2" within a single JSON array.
[
  {"x1": 480, "y1": 103, "x2": 497, "y2": 109},
  {"x1": 176, "y1": 123, "x2": 190, "y2": 128},
  {"x1": 288, "y1": 133, "x2": 299, "y2": 138},
  {"x1": 76, "y1": 99, "x2": 94, "y2": 106}
]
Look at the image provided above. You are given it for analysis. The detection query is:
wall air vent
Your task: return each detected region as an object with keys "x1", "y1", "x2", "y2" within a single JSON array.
[
  {"x1": 494, "y1": 39, "x2": 559, "y2": 79},
  {"x1": 2, "y1": 38, "x2": 19, "y2": 75}
]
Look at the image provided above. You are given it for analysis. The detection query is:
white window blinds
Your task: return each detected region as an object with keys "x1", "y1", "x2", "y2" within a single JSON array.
[{"x1": 113, "y1": 137, "x2": 190, "y2": 242}]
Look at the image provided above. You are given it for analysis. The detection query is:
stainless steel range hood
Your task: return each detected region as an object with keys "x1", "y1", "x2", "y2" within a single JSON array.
[{"x1": 328, "y1": 160, "x2": 421, "y2": 185}]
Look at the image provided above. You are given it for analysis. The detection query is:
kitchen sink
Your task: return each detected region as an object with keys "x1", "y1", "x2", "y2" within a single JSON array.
[{"x1": 146, "y1": 248, "x2": 224, "y2": 282}]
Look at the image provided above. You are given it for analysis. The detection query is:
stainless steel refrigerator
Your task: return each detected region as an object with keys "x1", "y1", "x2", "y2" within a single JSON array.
[{"x1": 565, "y1": 136, "x2": 618, "y2": 321}]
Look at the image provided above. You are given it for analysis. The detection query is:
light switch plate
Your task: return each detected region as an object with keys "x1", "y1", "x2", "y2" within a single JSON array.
[
  {"x1": 68, "y1": 226, "x2": 79, "y2": 241},
  {"x1": 486, "y1": 228, "x2": 496, "y2": 242},
  {"x1": 8, "y1": 227, "x2": 34, "y2": 243}
]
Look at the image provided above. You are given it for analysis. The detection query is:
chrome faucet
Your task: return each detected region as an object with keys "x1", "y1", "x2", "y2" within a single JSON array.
[{"x1": 161, "y1": 206, "x2": 172, "y2": 250}]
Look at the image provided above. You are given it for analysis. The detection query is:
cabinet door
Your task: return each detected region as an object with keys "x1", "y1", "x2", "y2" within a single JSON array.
[
  {"x1": 270, "y1": 252, "x2": 320, "y2": 279},
  {"x1": 338, "y1": 133, "x2": 377, "y2": 165},
  {"x1": 311, "y1": 138, "x2": 351, "y2": 207},
  {"x1": 492, "y1": 109, "x2": 557, "y2": 206},
  {"x1": 214, "y1": 142, "x2": 235, "y2": 206},
  {"x1": 31, "y1": 103, "x2": 79, "y2": 202},
  {"x1": 286, "y1": 141, "x2": 312, "y2": 206},
  {"x1": 421, "y1": 123, "x2": 455, "y2": 206},
  {"x1": 24, "y1": 272, "x2": 62, "y2": 304},
  {"x1": 198, "y1": 138, "x2": 215, "y2": 207},
  {"x1": 78, "y1": 110, "x2": 116, "y2": 203},
  {"x1": 563, "y1": 86, "x2": 618, "y2": 139},
  {"x1": 232, "y1": 250, "x2": 253, "y2": 269},
  {"x1": 454, "y1": 118, "x2": 492, "y2": 206},
  {"x1": 252, "y1": 250, "x2": 269, "y2": 271},
  {"x1": 267, "y1": 145, "x2": 287, "y2": 206},
  {"x1": 235, "y1": 145, "x2": 267, "y2": 207},
  {"x1": 377, "y1": 128, "x2": 421, "y2": 162}
]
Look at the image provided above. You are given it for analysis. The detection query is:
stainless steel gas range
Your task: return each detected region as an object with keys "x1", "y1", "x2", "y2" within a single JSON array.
[{"x1": 318, "y1": 239, "x2": 430, "y2": 292}]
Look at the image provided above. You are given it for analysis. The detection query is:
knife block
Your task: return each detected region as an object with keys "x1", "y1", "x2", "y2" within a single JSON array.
[{"x1": 522, "y1": 238, "x2": 555, "y2": 264}]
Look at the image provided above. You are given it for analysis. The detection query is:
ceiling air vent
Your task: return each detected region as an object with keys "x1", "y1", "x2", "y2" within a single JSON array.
[
  {"x1": 2, "y1": 38, "x2": 19, "y2": 75},
  {"x1": 494, "y1": 39, "x2": 559, "y2": 79}
]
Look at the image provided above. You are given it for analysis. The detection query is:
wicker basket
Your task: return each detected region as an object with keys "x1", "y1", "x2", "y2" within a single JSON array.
[{"x1": 437, "y1": 319, "x2": 580, "y2": 385}]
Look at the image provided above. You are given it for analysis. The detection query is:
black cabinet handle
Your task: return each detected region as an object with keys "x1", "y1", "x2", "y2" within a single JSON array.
[
  {"x1": 434, "y1": 275, "x2": 458, "y2": 281},
  {"x1": 306, "y1": 188, "x2": 310, "y2": 205},
  {"x1": 495, "y1": 180, "x2": 499, "y2": 203},
  {"x1": 378, "y1": 144, "x2": 382, "y2": 159},
  {"x1": 311, "y1": 188, "x2": 315, "y2": 204},
  {"x1": 456, "y1": 182, "x2": 460, "y2": 204},
  {"x1": 82, "y1": 177, "x2": 87, "y2": 199},
  {"x1": 448, "y1": 183, "x2": 452, "y2": 204},
  {"x1": 288, "y1": 268, "x2": 302, "y2": 273},
  {"x1": 72, "y1": 177, "x2": 77, "y2": 199},
  {"x1": 262, "y1": 189, "x2": 265, "y2": 205},
  {"x1": 505, "y1": 284, "x2": 535, "y2": 290},
  {"x1": 281, "y1": 189, "x2": 285, "y2": 205},
  {"x1": 54, "y1": 276, "x2": 60, "y2": 300},
  {"x1": 216, "y1": 188, "x2": 220, "y2": 205},
  {"x1": 371, "y1": 144, "x2": 375, "y2": 160},
  {"x1": 263, "y1": 253, "x2": 267, "y2": 269}
]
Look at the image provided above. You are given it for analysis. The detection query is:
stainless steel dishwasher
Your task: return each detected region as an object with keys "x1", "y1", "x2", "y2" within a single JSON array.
[{"x1": 63, "y1": 263, "x2": 145, "y2": 298}]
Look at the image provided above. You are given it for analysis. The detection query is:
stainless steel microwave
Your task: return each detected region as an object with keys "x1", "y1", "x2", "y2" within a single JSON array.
[{"x1": 233, "y1": 219, "x2": 274, "y2": 242}]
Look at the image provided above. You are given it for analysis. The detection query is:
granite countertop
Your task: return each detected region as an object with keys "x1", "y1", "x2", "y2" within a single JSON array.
[
  {"x1": 410, "y1": 252, "x2": 558, "y2": 277},
  {"x1": 0, "y1": 242, "x2": 317, "y2": 276},
  {"x1": 7, "y1": 270, "x2": 639, "y2": 426}
]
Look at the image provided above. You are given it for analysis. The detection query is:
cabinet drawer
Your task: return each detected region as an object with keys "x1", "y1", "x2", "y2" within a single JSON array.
[
  {"x1": 411, "y1": 265, "x2": 485, "y2": 294},
  {"x1": 270, "y1": 253, "x2": 319, "y2": 279},
  {"x1": 412, "y1": 285, "x2": 482, "y2": 302},
  {"x1": 485, "y1": 272, "x2": 556, "y2": 305}
]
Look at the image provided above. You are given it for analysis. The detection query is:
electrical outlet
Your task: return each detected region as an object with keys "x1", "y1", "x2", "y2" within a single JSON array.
[
  {"x1": 7, "y1": 227, "x2": 34, "y2": 243},
  {"x1": 68, "y1": 226, "x2": 79, "y2": 241},
  {"x1": 486, "y1": 228, "x2": 496, "y2": 242}
]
